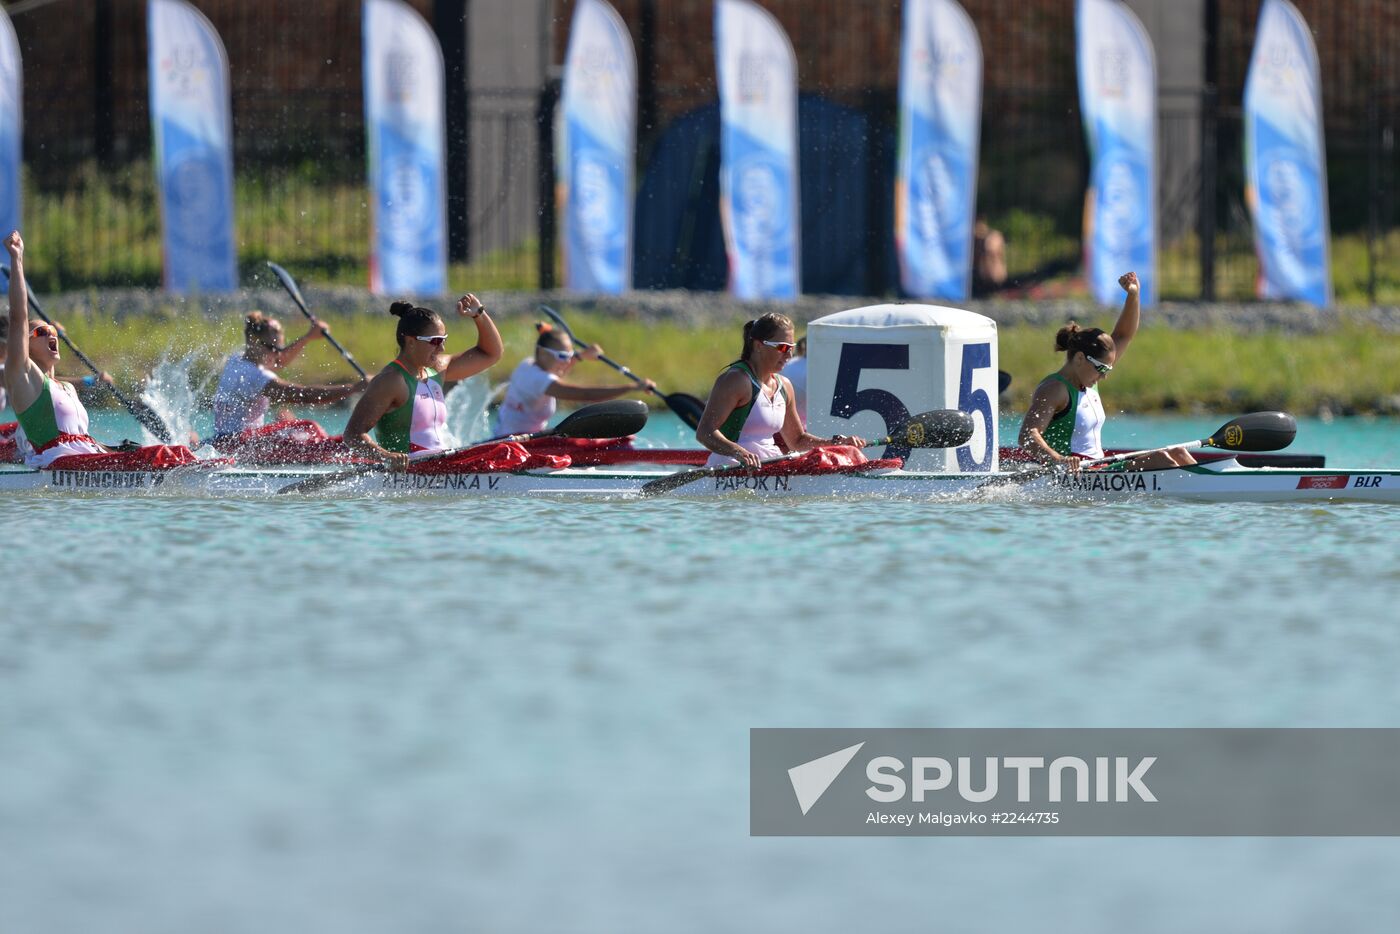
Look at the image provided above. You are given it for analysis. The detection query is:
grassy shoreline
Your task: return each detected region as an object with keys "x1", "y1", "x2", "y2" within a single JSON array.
[{"x1": 18, "y1": 309, "x2": 1400, "y2": 417}]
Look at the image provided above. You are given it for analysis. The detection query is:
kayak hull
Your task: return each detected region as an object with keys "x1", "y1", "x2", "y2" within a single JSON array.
[{"x1": 3, "y1": 461, "x2": 1400, "y2": 502}]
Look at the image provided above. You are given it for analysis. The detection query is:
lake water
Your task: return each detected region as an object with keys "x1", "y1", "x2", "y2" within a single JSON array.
[{"x1": 4, "y1": 404, "x2": 1400, "y2": 933}]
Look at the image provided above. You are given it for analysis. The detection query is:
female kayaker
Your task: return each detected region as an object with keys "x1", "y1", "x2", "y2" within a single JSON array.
[
  {"x1": 210, "y1": 311, "x2": 367, "y2": 445},
  {"x1": 695, "y1": 313, "x2": 863, "y2": 468},
  {"x1": 1018, "y1": 270, "x2": 1195, "y2": 471},
  {"x1": 2, "y1": 231, "x2": 114, "y2": 466},
  {"x1": 493, "y1": 323, "x2": 655, "y2": 436},
  {"x1": 342, "y1": 295, "x2": 503, "y2": 468}
]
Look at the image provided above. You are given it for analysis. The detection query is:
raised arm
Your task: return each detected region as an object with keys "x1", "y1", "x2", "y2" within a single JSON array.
[
  {"x1": 3, "y1": 231, "x2": 43, "y2": 409},
  {"x1": 438, "y1": 294, "x2": 503, "y2": 381},
  {"x1": 272, "y1": 316, "x2": 328, "y2": 368},
  {"x1": 1110, "y1": 271, "x2": 1141, "y2": 362}
]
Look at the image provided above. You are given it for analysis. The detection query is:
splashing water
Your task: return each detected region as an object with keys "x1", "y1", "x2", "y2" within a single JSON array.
[
  {"x1": 443, "y1": 374, "x2": 493, "y2": 446},
  {"x1": 139, "y1": 353, "x2": 201, "y2": 446}
]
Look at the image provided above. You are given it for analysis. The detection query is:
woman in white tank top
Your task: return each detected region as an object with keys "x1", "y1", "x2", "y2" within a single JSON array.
[
  {"x1": 1018, "y1": 271, "x2": 1196, "y2": 471},
  {"x1": 696, "y1": 313, "x2": 864, "y2": 468}
]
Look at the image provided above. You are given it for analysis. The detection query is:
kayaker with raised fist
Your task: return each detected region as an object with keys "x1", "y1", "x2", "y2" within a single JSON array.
[
  {"x1": 3, "y1": 231, "x2": 110, "y2": 466},
  {"x1": 342, "y1": 294, "x2": 503, "y2": 469},
  {"x1": 1018, "y1": 270, "x2": 1196, "y2": 471},
  {"x1": 695, "y1": 312, "x2": 863, "y2": 469}
]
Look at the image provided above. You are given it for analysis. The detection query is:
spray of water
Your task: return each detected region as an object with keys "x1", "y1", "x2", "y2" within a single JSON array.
[
  {"x1": 443, "y1": 374, "x2": 493, "y2": 447},
  {"x1": 139, "y1": 352, "x2": 202, "y2": 448}
]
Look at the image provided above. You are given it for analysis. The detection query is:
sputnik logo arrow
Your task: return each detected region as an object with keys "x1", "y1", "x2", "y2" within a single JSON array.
[{"x1": 788, "y1": 742, "x2": 865, "y2": 815}]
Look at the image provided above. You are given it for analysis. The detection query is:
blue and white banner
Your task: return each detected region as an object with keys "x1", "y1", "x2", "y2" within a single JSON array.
[
  {"x1": 1076, "y1": 0, "x2": 1156, "y2": 307},
  {"x1": 895, "y1": 0, "x2": 982, "y2": 300},
  {"x1": 148, "y1": 0, "x2": 237, "y2": 292},
  {"x1": 715, "y1": 0, "x2": 800, "y2": 300},
  {"x1": 1244, "y1": 0, "x2": 1331, "y2": 307},
  {"x1": 0, "y1": 7, "x2": 21, "y2": 242},
  {"x1": 363, "y1": 0, "x2": 447, "y2": 295},
  {"x1": 559, "y1": 0, "x2": 635, "y2": 294}
]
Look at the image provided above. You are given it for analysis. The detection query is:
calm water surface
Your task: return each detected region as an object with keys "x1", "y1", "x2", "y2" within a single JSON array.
[{"x1": 4, "y1": 408, "x2": 1400, "y2": 932}]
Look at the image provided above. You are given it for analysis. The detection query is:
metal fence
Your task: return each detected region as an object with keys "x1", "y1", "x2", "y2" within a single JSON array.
[{"x1": 10, "y1": 0, "x2": 1400, "y2": 305}]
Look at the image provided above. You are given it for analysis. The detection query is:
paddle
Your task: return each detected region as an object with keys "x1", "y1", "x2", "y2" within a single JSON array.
[
  {"x1": 266, "y1": 261, "x2": 369, "y2": 380},
  {"x1": 640, "y1": 408, "x2": 975, "y2": 497},
  {"x1": 277, "y1": 398, "x2": 649, "y2": 495},
  {"x1": 1, "y1": 264, "x2": 174, "y2": 443},
  {"x1": 538, "y1": 304, "x2": 706, "y2": 430},
  {"x1": 996, "y1": 411, "x2": 1298, "y2": 486},
  {"x1": 1080, "y1": 411, "x2": 1297, "y2": 468}
]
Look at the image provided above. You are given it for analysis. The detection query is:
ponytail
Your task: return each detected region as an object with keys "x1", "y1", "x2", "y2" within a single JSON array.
[
  {"x1": 1054, "y1": 322, "x2": 1112, "y2": 359},
  {"x1": 740, "y1": 313, "x2": 795, "y2": 361},
  {"x1": 390, "y1": 300, "x2": 443, "y2": 349},
  {"x1": 535, "y1": 322, "x2": 568, "y2": 351}
]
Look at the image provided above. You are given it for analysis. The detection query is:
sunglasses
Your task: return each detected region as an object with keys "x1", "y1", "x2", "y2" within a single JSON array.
[
  {"x1": 761, "y1": 340, "x2": 796, "y2": 354},
  {"x1": 540, "y1": 346, "x2": 575, "y2": 362},
  {"x1": 413, "y1": 334, "x2": 448, "y2": 348},
  {"x1": 1085, "y1": 354, "x2": 1113, "y2": 375},
  {"x1": 30, "y1": 325, "x2": 57, "y2": 339}
]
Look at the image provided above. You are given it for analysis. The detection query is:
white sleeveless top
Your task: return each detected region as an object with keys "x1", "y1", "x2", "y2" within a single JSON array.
[
  {"x1": 495, "y1": 358, "x2": 559, "y2": 436},
  {"x1": 19, "y1": 378, "x2": 104, "y2": 467},
  {"x1": 1071, "y1": 384, "x2": 1106, "y2": 458},
  {"x1": 212, "y1": 355, "x2": 276, "y2": 436},
  {"x1": 705, "y1": 372, "x2": 787, "y2": 467},
  {"x1": 407, "y1": 376, "x2": 451, "y2": 458}
]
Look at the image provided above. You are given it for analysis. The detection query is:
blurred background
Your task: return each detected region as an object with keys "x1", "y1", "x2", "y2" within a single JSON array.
[{"x1": 8, "y1": 0, "x2": 1400, "y2": 302}]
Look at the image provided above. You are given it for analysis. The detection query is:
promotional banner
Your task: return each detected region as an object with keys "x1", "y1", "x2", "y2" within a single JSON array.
[
  {"x1": 363, "y1": 0, "x2": 447, "y2": 295},
  {"x1": 715, "y1": 0, "x2": 800, "y2": 300},
  {"x1": 0, "y1": 6, "x2": 21, "y2": 242},
  {"x1": 1244, "y1": 0, "x2": 1331, "y2": 307},
  {"x1": 895, "y1": 0, "x2": 982, "y2": 301},
  {"x1": 1076, "y1": 0, "x2": 1156, "y2": 306},
  {"x1": 148, "y1": 0, "x2": 237, "y2": 292},
  {"x1": 559, "y1": 0, "x2": 635, "y2": 294}
]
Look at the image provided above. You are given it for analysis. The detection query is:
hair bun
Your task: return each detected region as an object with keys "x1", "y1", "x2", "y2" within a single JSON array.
[
  {"x1": 389, "y1": 300, "x2": 415, "y2": 318},
  {"x1": 245, "y1": 310, "x2": 266, "y2": 325},
  {"x1": 535, "y1": 322, "x2": 553, "y2": 334},
  {"x1": 1054, "y1": 322, "x2": 1081, "y2": 352}
]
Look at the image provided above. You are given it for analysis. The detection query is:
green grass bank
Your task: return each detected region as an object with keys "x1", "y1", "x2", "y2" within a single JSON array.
[{"x1": 26, "y1": 305, "x2": 1400, "y2": 417}]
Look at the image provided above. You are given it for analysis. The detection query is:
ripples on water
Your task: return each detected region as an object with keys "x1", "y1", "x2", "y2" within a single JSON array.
[{"x1": 4, "y1": 414, "x2": 1400, "y2": 932}]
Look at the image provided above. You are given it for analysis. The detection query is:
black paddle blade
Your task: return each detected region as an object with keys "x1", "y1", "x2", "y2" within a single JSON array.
[
  {"x1": 553, "y1": 399, "x2": 649, "y2": 439},
  {"x1": 1206, "y1": 411, "x2": 1297, "y2": 452},
  {"x1": 891, "y1": 409, "x2": 976, "y2": 449},
  {"x1": 998, "y1": 369, "x2": 1012, "y2": 394},
  {"x1": 663, "y1": 392, "x2": 706, "y2": 431},
  {"x1": 266, "y1": 261, "x2": 309, "y2": 310}
]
